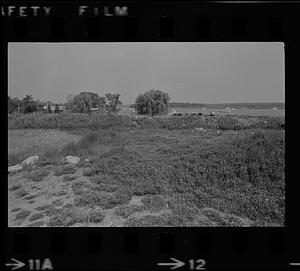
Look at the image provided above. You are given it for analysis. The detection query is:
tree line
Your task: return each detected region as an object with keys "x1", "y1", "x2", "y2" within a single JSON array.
[{"x1": 8, "y1": 89, "x2": 171, "y2": 116}]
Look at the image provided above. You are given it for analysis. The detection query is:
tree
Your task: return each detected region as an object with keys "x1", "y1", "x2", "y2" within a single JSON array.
[
  {"x1": 135, "y1": 90, "x2": 169, "y2": 116},
  {"x1": 105, "y1": 93, "x2": 122, "y2": 113},
  {"x1": 54, "y1": 104, "x2": 60, "y2": 114},
  {"x1": 98, "y1": 96, "x2": 106, "y2": 111},
  {"x1": 8, "y1": 96, "x2": 20, "y2": 114},
  {"x1": 47, "y1": 102, "x2": 52, "y2": 114},
  {"x1": 72, "y1": 93, "x2": 92, "y2": 113},
  {"x1": 65, "y1": 94, "x2": 75, "y2": 110},
  {"x1": 66, "y1": 92, "x2": 105, "y2": 113},
  {"x1": 20, "y1": 94, "x2": 38, "y2": 114}
]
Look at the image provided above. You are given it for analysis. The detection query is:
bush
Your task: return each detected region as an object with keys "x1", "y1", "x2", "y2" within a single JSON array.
[{"x1": 54, "y1": 165, "x2": 77, "y2": 176}]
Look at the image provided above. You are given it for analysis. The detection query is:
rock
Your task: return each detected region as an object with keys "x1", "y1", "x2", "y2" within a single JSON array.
[
  {"x1": 8, "y1": 164, "x2": 23, "y2": 173},
  {"x1": 85, "y1": 159, "x2": 90, "y2": 163},
  {"x1": 65, "y1": 155, "x2": 80, "y2": 164},
  {"x1": 195, "y1": 127, "x2": 205, "y2": 132},
  {"x1": 21, "y1": 155, "x2": 39, "y2": 167}
]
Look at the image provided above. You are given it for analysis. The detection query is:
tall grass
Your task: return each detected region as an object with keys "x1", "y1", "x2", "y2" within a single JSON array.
[{"x1": 8, "y1": 113, "x2": 285, "y2": 131}]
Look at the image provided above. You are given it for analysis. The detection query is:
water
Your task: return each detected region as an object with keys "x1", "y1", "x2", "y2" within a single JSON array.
[{"x1": 170, "y1": 107, "x2": 285, "y2": 117}]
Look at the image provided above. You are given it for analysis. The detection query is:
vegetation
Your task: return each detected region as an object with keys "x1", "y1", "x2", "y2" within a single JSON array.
[
  {"x1": 66, "y1": 92, "x2": 106, "y2": 113},
  {"x1": 105, "y1": 93, "x2": 122, "y2": 113},
  {"x1": 135, "y1": 90, "x2": 170, "y2": 116},
  {"x1": 8, "y1": 113, "x2": 285, "y2": 131},
  {"x1": 8, "y1": 93, "x2": 285, "y2": 227}
]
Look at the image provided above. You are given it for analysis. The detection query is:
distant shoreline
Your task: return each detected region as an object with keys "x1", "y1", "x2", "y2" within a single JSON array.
[{"x1": 168, "y1": 102, "x2": 285, "y2": 109}]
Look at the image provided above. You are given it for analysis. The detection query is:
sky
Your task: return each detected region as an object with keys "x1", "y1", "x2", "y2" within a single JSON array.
[{"x1": 8, "y1": 42, "x2": 285, "y2": 105}]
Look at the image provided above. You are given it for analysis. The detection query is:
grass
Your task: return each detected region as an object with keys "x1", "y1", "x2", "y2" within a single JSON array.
[
  {"x1": 141, "y1": 195, "x2": 167, "y2": 211},
  {"x1": 48, "y1": 206, "x2": 88, "y2": 226},
  {"x1": 8, "y1": 128, "x2": 82, "y2": 165},
  {"x1": 14, "y1": 210, "x2": 31, "y2": 221},
  {"x1": 11, "y1": 207, "x2": 21, "y2": 212},
  {"x1": 86, "y1": 210, "x2": 105, "y2": 224},
  {"x1": 9, "y1": 184, "x2": 22, "y2": 191},
  {"x1": 15, "y1": 188, "x2": 29, "y2": 198},
  {"x1": 63, "y1": 174, "x2": 76, "y2": 182},
  {"x1": 23, "y1": 194, "x2": 38, "y2": 200},
  {"x1": 74, "y1": 190, "x2": 131, "y2": 209},
  {"x1": 54, "y1": 165, "x2": 77, "y2": 176},
  {"x1": 114, "y1": 205, "x2": 145, "y2": 218},
  {"x1": 28, "y1": 167, "x2": 50, "y2": 182},
  {"x1": 52, "y1": 198, "x2": 64, "y2": 206},
  {"x1": 8, "y1": 113, "x2": 285, "y2": 226},
  {"x1": 28, "y1": 212, "x2": 45, "y2": 222},
  {"x1": 27, "y1": 221, "x2": 46, "y2": 227}
]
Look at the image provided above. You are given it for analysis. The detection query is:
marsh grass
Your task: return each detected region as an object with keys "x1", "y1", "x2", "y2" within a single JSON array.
[
  {"x1": 54, "y1": 165, "x2": 77, "y2": 176},
  {"x1": 14, "y1": 210, "x2": 31, "y2": 221},
  {"x1": 8, "y1": 113, "x2": 285, "y2": 226},
  {"x1": 28, "y1": 167, "x2": 50, "y2": 182}
]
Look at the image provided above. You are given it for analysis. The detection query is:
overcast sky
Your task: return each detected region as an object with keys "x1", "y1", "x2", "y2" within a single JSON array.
[{"x1": 8, "y1": 42, "x2": 284, "y2": 104}]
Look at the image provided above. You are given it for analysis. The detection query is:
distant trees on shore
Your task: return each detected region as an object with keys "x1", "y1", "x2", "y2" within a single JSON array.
[
  {"x1": 65, "y1": 92, "x2": 122, "y2": 113},
  {"x1": 8, "y1": 95, "x2": 63, "y2": 114},
  {"x1": 135, "y1": 90, "x2": 170, "y2": 116}
]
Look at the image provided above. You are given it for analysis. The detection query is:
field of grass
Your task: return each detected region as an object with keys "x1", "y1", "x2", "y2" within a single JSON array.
[
  {"x1": 8, "y1": 129, "x2": 82, "y2": 165},
  {"x1": 8, "y1": 113, "x2": 285, "y2": 227}
]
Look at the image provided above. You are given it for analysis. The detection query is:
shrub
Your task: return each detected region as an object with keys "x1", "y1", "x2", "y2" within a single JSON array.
[
  {"x1": 141, "y1": 195, "x2": 167, "y2": 211},
  {"x1": 28, "y1": 168, "x2": 50, "y2": 182},
  {"x1": 54, "y1": 165, "x2": 77, "y2": 176},
  {"x1": 87, "y1": 209, "x2": 105, "y2": 223},
  {"x1": 48, "y1": 207, "x2": 88, "y2": 226}
]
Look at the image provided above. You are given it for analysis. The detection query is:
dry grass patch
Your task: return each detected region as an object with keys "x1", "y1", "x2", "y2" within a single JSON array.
[
  {"x1": 141, "y1": 195, "x2": 167, "y2": 211},
  {"x1": 8, "y1": 129, "x2": 82, "y2": 165},
  {"x1": 74, "y1": 190, "x2": 131, "y2": 209},
  {"x1": 11, "y1": 207, "x2": 22, "y2": 213},
  {"x1": 52, "y1": 191, "x2": 68, "y2": 197},
  {"x1": 52, "y1": 198, "x2": 64, "y2": 206},
  {"x1": 27, "y1": 221, "x2": 46, "y2": 227},
  {"x1": 23, "y1": 194, "x2": 38, "y2": 200},
  {"x1": 126, "y1": 214, "x2": 172, "y2": 227},
  {"x1": 15, "y1": 188, "x2": 29, "y2": 198},
  {"x1": 28, "y1": 167, "x2": 50, "y2": 182},
  {"x1": 114, "y1": 204, "x2": 145, "y2": 218},
  {"x1": 201, "y1": 208, "x2": 252, "y2": 227},
  {"x1": 14, "y1": 210, "x2": 31, "y2": 221},
  {"x1": 9, "y1": 184, "x2": 22, "y2": 191},
  {"x1": 28, "y1": 212, "x2": 45, "y2": 222},
  {"x1": 54, "y1": 165, "x2": 77, "y2": 176},
  {"x1": 63, "y1": 174, "x2": 76, "y2": 182}
]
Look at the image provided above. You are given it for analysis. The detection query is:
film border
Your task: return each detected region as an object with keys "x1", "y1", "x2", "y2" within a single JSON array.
[{"x1": 2, "y1": 1, "x2": 298, "y2": 270}]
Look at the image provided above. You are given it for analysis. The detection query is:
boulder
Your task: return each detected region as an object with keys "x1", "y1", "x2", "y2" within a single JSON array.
[
  {"x1": 65, "y1": 155, "x2": 80, "y2": 164},
  {"x1": 8, "y1": 164, "x2": 23, "y2": 173},
  {"x1": 85, "y1": 158, "x2": 90, "y2": 163},
  {"x1": 21, "y1": 155, "x2": 39, "y2": 167},
  {"x1": 195, "y1": 127, "x2": 205, "y2": 132}
]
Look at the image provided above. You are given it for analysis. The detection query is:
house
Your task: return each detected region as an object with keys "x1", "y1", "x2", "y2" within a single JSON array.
[{"x1": 41, "y1": 105, "x2": 64, "y2": 113}]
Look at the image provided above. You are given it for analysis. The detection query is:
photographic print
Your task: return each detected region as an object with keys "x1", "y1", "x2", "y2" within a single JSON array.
[{"x1": 7, "y1": 42, "x2": 285, "y2": 227}]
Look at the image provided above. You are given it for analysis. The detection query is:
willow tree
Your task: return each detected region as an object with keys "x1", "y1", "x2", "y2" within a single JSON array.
[{"x1": 135, "y1": 90, "x2": 169, "y2": 116}]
